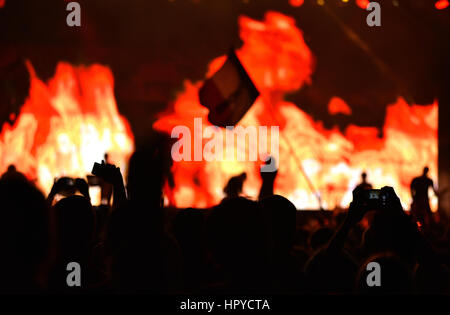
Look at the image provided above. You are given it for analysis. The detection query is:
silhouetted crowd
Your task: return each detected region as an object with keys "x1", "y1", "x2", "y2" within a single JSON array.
[{"x1": 0, "y1": 133, "x2": 449, "y2": 294}]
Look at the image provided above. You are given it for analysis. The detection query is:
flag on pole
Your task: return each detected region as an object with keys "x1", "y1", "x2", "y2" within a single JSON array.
[{"x1": 198, "y1": 49, "x2": 259, "y2": 127}]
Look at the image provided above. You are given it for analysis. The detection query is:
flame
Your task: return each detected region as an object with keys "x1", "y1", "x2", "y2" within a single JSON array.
[
  {"x1": 0, "y1": 62, "x2": 134, "y2": 198},
  {"x1": 154, "y1": 11, "x2": 438, "y2": 211}
]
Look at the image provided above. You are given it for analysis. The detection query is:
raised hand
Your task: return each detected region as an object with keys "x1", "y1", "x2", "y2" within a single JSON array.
[
  {"x1": 92, "y1": 160, "x2": 123, "y2": 185},
  {"x1": 48, "y1": 177, "x2": 65, "y2": 198},
  {"x1": 260, "y1": 156, "x2": 278, "y2": 182},
  {"x1": 92, "y1": 160, "x2": 127, "y2": 208},
  {"x1": 259, "y1": 156, "x2": 278, "y2": 200},
  {"x1": 380, "y1": 186, "x2": 407, "y2": 218}
]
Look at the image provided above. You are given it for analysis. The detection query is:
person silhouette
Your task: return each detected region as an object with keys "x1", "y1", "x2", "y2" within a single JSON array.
[
  {"x1": 0, "y1": 171, "x2": 51, "y2": 292},
  {"x1": 94, "y1": 132, "x2": 182, "y2": 293},
  {"x1": 410, "y1": 166, "x2": 437, "y2": 227},
  {"x1": 353, "y1": 172, "x2": 372, "y2": 196},
  {"x1": 0, "y1": 164, "x2": 28, "y2": 182},
  {"x1": 100, "y1": 153, "x2": 113, "y2": 206},
  {"x1": 223, "y1": 172, "x2": 247, "y2": 200}
]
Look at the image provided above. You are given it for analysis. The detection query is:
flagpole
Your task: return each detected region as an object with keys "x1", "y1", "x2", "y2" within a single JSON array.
[{"x1": 264, "y1": 97, "x2": 324, "y2": 210}]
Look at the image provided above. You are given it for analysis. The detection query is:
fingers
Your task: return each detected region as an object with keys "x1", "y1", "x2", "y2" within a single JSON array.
[{"x1": 75, "y1": 178, "x2": 88, "y2": 191}]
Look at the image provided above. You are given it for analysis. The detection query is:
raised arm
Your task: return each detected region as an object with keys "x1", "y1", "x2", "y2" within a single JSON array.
[{"x1": 92, "y1": 161, "x2": 127, "y2": 210}]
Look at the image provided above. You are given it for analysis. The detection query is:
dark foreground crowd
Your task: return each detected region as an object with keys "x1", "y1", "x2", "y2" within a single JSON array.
[{"x1": 0, "y1": 134, "x2": 449, "y2": 294}]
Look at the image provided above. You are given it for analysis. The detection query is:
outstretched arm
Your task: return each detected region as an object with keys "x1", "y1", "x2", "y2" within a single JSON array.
[
  {"x1": 326, "y1": 199, "x2": 366, "y2": 253},
  {"x1": 377, "y1": 187, "x2": 448, "y2": 275},
  {"x1": 258, "y1": 157, "x2": 278, "y2": 200}
]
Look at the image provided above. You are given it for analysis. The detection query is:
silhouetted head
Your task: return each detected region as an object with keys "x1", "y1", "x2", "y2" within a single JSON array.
[
  {"x1": 423, "y1": 166, "x2": 429, "y2": 176},
  {"x1": 356, "y1": 253, "x2": 413, "y2": 294},
  {"x1": 304, "y1": 249, "x2": 357, "y2": 293},
  {"x1": 361, "y1": 172, "x2": 367, "y2": 181},
  {"x1": 223, "y1": 173, "x2": 247, "y2": 199},
  {"x1": 361, "y1": 214, "x2": 417, "y2": 266},
  {"x1": 0, "y1": 177, "x2": 51, "y2": 291},
  {"x1": 309, "y1": 227, "x2": 334, "y2": 251},
  {"x1": 259, "y1": 195, "x2": 297, "y2": 253},
  {"x1": 1, "y1": 164, "x2": 28, "y2": 182},
  {"x1": 53, "y1": 195, "x2": 95, "y2": 258},
  {"x1": 127, "y1": 132, "x2": 173, "y2": 207},
  {"x1": 207, "y1": 197, "x2": 271, "y2": 275}
]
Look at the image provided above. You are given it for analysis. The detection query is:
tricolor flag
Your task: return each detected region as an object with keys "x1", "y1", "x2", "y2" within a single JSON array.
[{"x1": 199, "y1": 49, "x2": 260, "y2": 127}]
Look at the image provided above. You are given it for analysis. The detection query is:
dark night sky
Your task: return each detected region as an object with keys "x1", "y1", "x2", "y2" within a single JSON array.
[{"x1": 1, "y1": 0, "x2": 449, "y2": 145}]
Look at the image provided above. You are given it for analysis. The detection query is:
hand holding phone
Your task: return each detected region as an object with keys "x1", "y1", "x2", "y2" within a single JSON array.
[
  {"x1": 92, "y1": 160, "x2": 122, "y2": 184},
  {"x1": 51, "y1": 177, "x2": 76, "y2": 197},
  {"x1": 357, "y1": 189, "x2": 386, "y2": 210},
  {"x1": 347, "y1": 188, "x2": 386, "y2": 226}
]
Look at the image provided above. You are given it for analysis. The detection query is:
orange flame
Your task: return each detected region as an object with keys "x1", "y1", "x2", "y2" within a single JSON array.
[
  {"x1": 154, "y1": 11, "x2": 438, "y2": 211},
  {"x1": 0, "y1": 62, "x2": 134, "y2": 197}
]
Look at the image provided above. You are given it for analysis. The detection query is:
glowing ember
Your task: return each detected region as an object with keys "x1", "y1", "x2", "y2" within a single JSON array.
[
  {"x1": 356, "y1": 0, "x2": 370, "y2": 9},
  {"x1": 0, "y1": 62, "x2": 134, "y2": 197},
  {"x1": 435, "y1": 0, "x2": 449, "y2": 10},
  {"x1": 289, "y1": 0, "x2": 304, "y2": 7},
  {"x1": 154, "y1": 11, "x2": 438, "y2": 211}
]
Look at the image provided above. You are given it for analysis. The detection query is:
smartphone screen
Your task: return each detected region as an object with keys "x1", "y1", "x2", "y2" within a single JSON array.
[{"x1": 89, "y1": 186, "x2": 102, "y2": 207}]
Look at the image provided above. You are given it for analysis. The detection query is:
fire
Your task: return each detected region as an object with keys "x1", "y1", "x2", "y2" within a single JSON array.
[
  {"x1": 154, "y1": 11, "x2": 438, "y2": 211},
  {"x1": 0, "y1": 62, "x2": 134, "y2": 197}
]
